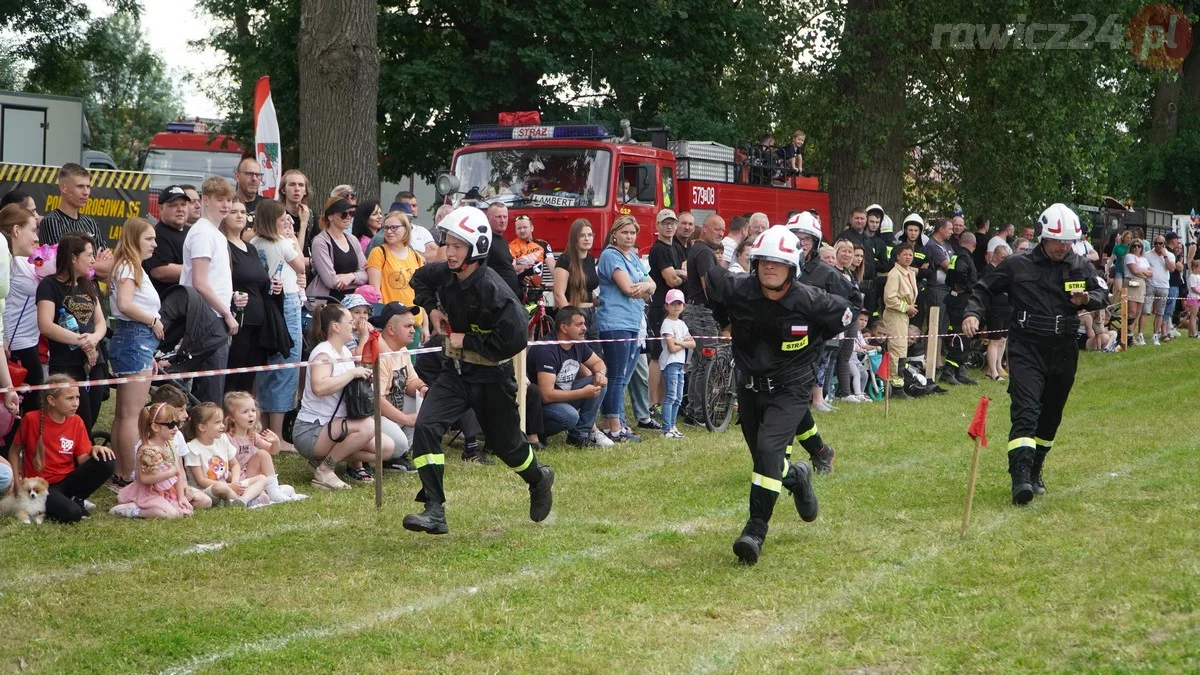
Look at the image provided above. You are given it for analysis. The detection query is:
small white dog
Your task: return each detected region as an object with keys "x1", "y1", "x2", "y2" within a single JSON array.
[{"x1": 1, "y1": 477, "x2": 50, "y2": 524}]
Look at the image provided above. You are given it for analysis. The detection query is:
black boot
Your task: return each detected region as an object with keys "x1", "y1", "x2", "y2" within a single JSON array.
[
  {"x1": 528, "y1": 465, "x2": 555, "y2": 522},
  {"x1": 403, "y1": 501, "x2": 449, "y2": 534},
  {"x1": 1031, "y1": 448, "x2": 1048, "y2": 495},
  {"x1": 939, "y1": 367, "x2": 960, "y2": 386},
  {"x1": 956, "y1": 363, "x2": 978, "y2": 386},
  {"x1": 1008, "y1": 448, "x2": 1034, "y2": 506},
  {"x1": 782, "y1": 462, "x2": 819, "y2": 522},
  {"x1": 810, "y1": 444, "x2": 835, "y2": 475},
  {"x1": 733, "y1": 518, "x2": 769, "y2": 565}
]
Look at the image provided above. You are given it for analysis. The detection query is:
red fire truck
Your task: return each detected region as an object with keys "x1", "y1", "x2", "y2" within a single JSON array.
[
  {"x1": 438, "y1": 121, "x2": 830, "y2": 254},
  {"x1": 139, "y1": 119, "x2": 244, "y2": 218}
]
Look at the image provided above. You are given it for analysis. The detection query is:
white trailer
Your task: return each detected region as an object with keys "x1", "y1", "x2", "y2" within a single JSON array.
[{"x1": 0, "y1": 90, "x2": 116, "y2": 169}]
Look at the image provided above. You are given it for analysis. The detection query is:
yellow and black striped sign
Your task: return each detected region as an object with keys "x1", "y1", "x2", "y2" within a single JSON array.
[{"x1": 1, "y1": 162, "x2": 152, "y2": 247}]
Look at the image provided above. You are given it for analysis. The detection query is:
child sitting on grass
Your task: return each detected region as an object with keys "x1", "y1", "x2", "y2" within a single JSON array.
[
  {"x1": 222, "y1": 391, "x2": 306, "y2": 503},
  {"x1": 113, "y1": 403, "x2": 193, "y2": 519},
  {"x1": 184, "y1": 403, "x2": 269, "y2": 508}
]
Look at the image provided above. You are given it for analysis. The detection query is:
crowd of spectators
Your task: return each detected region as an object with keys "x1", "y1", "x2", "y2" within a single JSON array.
[{"x1": 0, "y1": 159, "x2": 1193, "y2": 520}]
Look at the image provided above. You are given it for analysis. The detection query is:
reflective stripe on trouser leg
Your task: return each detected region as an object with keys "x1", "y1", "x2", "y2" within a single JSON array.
[
  {"x1": 751, "y1": 472, "x2": 782, "y2": 493},
  {"x1": 1007, "y1": 437, "x2": 1035, "y2": 451},
  {"x1": 795, "y1": 409, "x2": 824, "y2": 456},
  {"x1": 412, "y1": 454, "x2": 445, "y2": 469},
  {"x1": 515, "y1": 446, "x2": 535, "y2": 472},
  {"x1": 1034, "y1": 437, "x2": 1054, "y2": 448}
]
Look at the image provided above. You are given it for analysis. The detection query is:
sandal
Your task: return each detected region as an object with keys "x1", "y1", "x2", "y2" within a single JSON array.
[
  {"x1": 346, "y1": 466, "x2": 374, "y2": 483},
  {"x1": 311, "y1": 468, "x2": 350, "y2": 490}
]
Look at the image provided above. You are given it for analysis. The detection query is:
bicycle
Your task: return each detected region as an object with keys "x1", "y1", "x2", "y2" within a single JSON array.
[
  {"x1": 526, "y1": 291, "x2": 555, "y2": 342},
  {"x1": 699, "y1": 342, "x2": 736, "y2": 432}
]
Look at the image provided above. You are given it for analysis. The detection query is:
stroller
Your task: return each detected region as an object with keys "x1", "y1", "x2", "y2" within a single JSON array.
[{"x1": 157, "y1": 285, "x2": 230, "y2": 383}]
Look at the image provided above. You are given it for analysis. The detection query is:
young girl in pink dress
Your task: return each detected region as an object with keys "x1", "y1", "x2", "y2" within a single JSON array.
[{"x1": 115, "y1": 402, "x2": 194, "y2": 519}]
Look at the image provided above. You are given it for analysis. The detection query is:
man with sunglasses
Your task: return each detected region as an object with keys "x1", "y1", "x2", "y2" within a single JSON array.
[
  {"x1": 963, "y1": 204, "x2": 1109, "y2": 507},
  {"x1": 1144, "y1": 234, "x2": 1177, "y2": 345}
]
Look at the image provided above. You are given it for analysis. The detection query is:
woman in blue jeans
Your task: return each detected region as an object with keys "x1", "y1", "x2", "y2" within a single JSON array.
[
  {"x1": 252, "y1": 201, "x2": 307, "y2": 451},
  {"x1": 108, "y1": 218, "x2": 165, "y2": 488},
  {"x1": 596, "y1": 216, "x2": 655, "y2": 443}
]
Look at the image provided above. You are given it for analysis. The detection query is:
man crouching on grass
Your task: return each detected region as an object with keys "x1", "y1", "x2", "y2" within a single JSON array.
[
  {"x1": 705, "y1": 225, "x2": 854, "y2": 565},
  {"x1": 403, "y1": 206, "x2": 555, "y2": 535}
]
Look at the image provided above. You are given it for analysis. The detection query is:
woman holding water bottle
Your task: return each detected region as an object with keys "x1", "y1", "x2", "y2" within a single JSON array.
[
  {"x1": 251, "y1": 201, "x2": 306, "y2": 448},
  {"x1": 222, "y1": 201, "x2": 280, "y2": 394},
  {"x1": 36, "y1": 231, "x2": 108, "y2": 433}
]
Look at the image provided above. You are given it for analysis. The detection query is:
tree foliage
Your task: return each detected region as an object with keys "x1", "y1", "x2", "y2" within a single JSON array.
[{"x1": 9, "y1": 4, "x2": 183, "y2": 168}]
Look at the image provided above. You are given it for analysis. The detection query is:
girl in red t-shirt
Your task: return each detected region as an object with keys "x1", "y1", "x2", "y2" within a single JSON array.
[{"x1": 11, "y1": 374, "x2": 115, "y2": 522}]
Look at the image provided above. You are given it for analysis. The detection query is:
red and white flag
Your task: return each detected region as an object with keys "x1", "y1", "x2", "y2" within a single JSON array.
[
  {"x1": 253, "y1": 76, "x2": 282, "y2": 199},
  {"x1": 790, "y1": 324, "x2": 808, "y2": 336}
]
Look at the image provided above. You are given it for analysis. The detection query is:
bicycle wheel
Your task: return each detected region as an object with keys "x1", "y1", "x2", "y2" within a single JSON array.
[{"x1": 702, "y1": 348, "x2": 736, "y2": 433}]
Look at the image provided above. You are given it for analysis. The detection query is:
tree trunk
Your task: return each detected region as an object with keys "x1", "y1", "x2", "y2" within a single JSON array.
[
  {"x1": 298, "y1": 0, "x2": 380, "y2": 203},
  {"x1": 827, "y1": 0, "x2": 907, "y2": 235},
  {"x1": 1147, "y1": 77, "x2": 1180, "y2": 210}
]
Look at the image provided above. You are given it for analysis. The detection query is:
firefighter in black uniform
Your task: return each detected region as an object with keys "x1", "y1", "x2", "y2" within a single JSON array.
[
  {"x1": 783, "y1": 212, "x2": 844, "y2": 474},
  {"x1": 962, "y1": 204, "x2": 1108, "y2": 505},
  {"x1": 707, "y1": 225, "x2": 855, "y2": 564},
  {"x1": 942, "y1": 231, "x2": 979, "y2": 386},
  {"x1": 405, "y1": 206, "x2": 555, "y2": 534}
]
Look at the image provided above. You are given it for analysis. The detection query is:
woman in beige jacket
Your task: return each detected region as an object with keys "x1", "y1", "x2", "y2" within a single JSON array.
[{"x1": 883, "y1": 242, "x2": 919, "y2": 386}]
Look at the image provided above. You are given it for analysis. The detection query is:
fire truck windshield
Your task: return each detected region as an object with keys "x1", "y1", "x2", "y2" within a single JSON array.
[
  {"x1": 143, "y1": 149, "x2": 242, "y2": 191},
  {"x1": 454, "y1": 147, "x2": 612, "y2": 208}
]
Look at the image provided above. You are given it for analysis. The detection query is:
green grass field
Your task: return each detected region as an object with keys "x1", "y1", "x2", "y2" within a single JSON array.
[{"x1": 2, "y1": 342, "x2": 1198, "y2": 673}]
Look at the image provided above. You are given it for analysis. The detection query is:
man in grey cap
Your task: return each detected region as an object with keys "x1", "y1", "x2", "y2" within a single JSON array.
[{"x1": 145, "y1": 185, "x2": 193, "y2": 297}]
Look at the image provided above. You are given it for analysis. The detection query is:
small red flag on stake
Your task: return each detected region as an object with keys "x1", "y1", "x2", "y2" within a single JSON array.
[
  {"x1": 875, "y1": 351, "x2": 891, "y2": 380},
  {"x1": 967, "y1": 396, "x2": 990, "y2": 447},
  {"x1": 360, "y1": 328, "x2": 382, "y2": 366}
]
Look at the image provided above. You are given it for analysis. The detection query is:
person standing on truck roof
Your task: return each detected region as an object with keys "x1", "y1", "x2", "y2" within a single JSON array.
[
  {"x1": 39, "y1": 163, "x2": 114, "y2": 279},
  {"x1": 234, "y1": 157, "x2": 263, "y2": 233}
]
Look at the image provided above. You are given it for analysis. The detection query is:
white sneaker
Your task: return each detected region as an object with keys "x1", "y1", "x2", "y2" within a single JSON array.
[
  {"x1": 1151, "y1": 334, "x2": 1160, "y2": 346},
  {"x1": 1169, "y1": 328, "x2": 1182, "y2": 339},
  {"x1": 82, "y1": 499, "x2": 96, "y2": 512},
  {"x1": 590, "y1": 428, "x2": 615, "y2": 447},
  {"x1": 855, "y1": 394, "x2": 873, "y2": 403},
  {"x1": 1135, "y1": 334, "x2": 1146, "y2": 346}
]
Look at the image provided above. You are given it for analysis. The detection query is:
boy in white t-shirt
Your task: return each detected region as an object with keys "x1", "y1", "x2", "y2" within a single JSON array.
[{"x1": 659, "y1": 289, "x2": 696, "y2": 439}]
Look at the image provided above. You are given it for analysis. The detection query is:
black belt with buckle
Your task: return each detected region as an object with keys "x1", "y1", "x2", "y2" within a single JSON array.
[
  {"x1": 1014, "y1": 311, "x2": 1079, "y2": 336},
  {"x1": 741, "y1": 370, "x2": 810, "y2": 393}
]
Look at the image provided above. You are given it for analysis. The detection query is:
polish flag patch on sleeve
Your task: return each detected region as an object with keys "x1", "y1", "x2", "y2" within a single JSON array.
[{"x1": 791, "y1": 325, "x2": 808, "y2": 336}]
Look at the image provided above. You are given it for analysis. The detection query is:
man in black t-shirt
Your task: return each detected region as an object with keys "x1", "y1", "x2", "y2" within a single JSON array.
[
  {"x1": 234, "y1": 157, "x2": 263, "y2": 230},
  {"x1": 145, "y1": 185, "x2": 191, "y2": 297},
  {"x1": 647, "y1": 208, "x2": 685, "y2": 409},
  {"x1": 485, "y1": 202, "x2": 521, "y2": 294},
  {"x1": 528, "y1": 308, "x2": 608, "y2": 447},
  {"x1": 683, "y1": 214, "x2": 725, "y2": 304}
]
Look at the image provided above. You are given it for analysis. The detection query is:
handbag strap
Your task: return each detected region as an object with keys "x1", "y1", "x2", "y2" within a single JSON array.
[{"x1": 9, "y1": 295, "x2": 31, "y2": 343}]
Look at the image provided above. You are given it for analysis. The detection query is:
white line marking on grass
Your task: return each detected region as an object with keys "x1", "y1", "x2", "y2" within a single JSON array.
[
  {"x1": 0, "y1": 519, "x2": 342, "y2": 591},
  {"x1": 689, "y1": 450, "x2": 1169, "y2": 673},
  {"x1": 160, "y1": 509, "x2": 737, "y2": 675}
]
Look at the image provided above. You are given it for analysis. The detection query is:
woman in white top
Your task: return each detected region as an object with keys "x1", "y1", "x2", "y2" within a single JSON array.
[
  {"x1": 292, "y1": 303, "x2": 396, "y2": 490},
  {"x1": 1124, "y1": 240, "x2": 1153, "y2": 346},
  {"x1": 1, "y1": 203, "x2": 43, "y2": 418},
  {"x1": 109, "y1": 217, "x2": 164, "y2": 485},
  {"x1": 251, "y1": 200, "x2": 307, "y2": 449}
]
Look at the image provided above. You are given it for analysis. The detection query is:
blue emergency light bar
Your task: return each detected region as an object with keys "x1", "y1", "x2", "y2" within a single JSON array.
[{"x1": 466, "y1": 123, "x2": 611, "y2": 144}]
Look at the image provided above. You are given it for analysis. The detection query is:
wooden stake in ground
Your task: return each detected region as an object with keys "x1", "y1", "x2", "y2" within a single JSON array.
[
  {"x1": 373, "y1": 357, "x2": 383, "y2": 510},
  {"x1": 1120, "y1": 288, "x2": 1129, "y2": 350},
  {"x1": 515, "y1": 348, "x2": 528, "y2": 432},
  {"x1": 875, "y1": 351, "x2": 892, "y2": 419},
  {"x1": 961, "y1": 396, "x2": 991, "y2": 538},
  {"x1": 925, "y1": 306, "x2": 940, "y2": 382}
]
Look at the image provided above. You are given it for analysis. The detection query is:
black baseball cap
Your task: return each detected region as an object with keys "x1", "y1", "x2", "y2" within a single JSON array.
[
  {"x1": 369, "y1": 301, "x2": 420, "y2": 328},
  {"x1": 159, "y1": 185, "x2": 190, "y2": 204}
]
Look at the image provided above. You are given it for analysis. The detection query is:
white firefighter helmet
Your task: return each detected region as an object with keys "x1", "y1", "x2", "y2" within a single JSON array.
[
  {"x1": 880, "y1": 214, "x2": 895, "y2": 234},
  {"x1": 749, "y1": 225, "x2": 802, "y2": 271},
  {"x1": 1037, "y1": 203, "x2": 1083, "y2": 241},
  {"x1": 902, "y1": 213, "x2": 924, "y2": 229},
  {"x1": 437, "y1": 206, "x2": 492, "y2": 262},
  {"x1": 865, "y1": 203, "x2": 885, "y2": 218},
  {"x1": 785, "y1": 211, "x2": 823, "y2": 243}
]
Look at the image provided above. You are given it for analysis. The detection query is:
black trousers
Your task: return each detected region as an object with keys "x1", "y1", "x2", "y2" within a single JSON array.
[
  {"x1": 1006, "y1": 332, "x2": 1077, "y2": 454},
  {"x1": 943, "y1": 290, "x2": 969, "y2": 369},
  {"x1": 48, "y1": 361, "x2": 108, "y2": 435},
  {"x1": 738, "y1": 383, "x2": 810, "y2": 525},
  {"x1": 225, "y1": 325, "x2": 269, "y2": 395},
  {"x1": 47, "y1": 457, "x2": 115, "y2": 523},
  {"x1": 411, "y1": 368, "x2": 542, "y2": 505}
]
